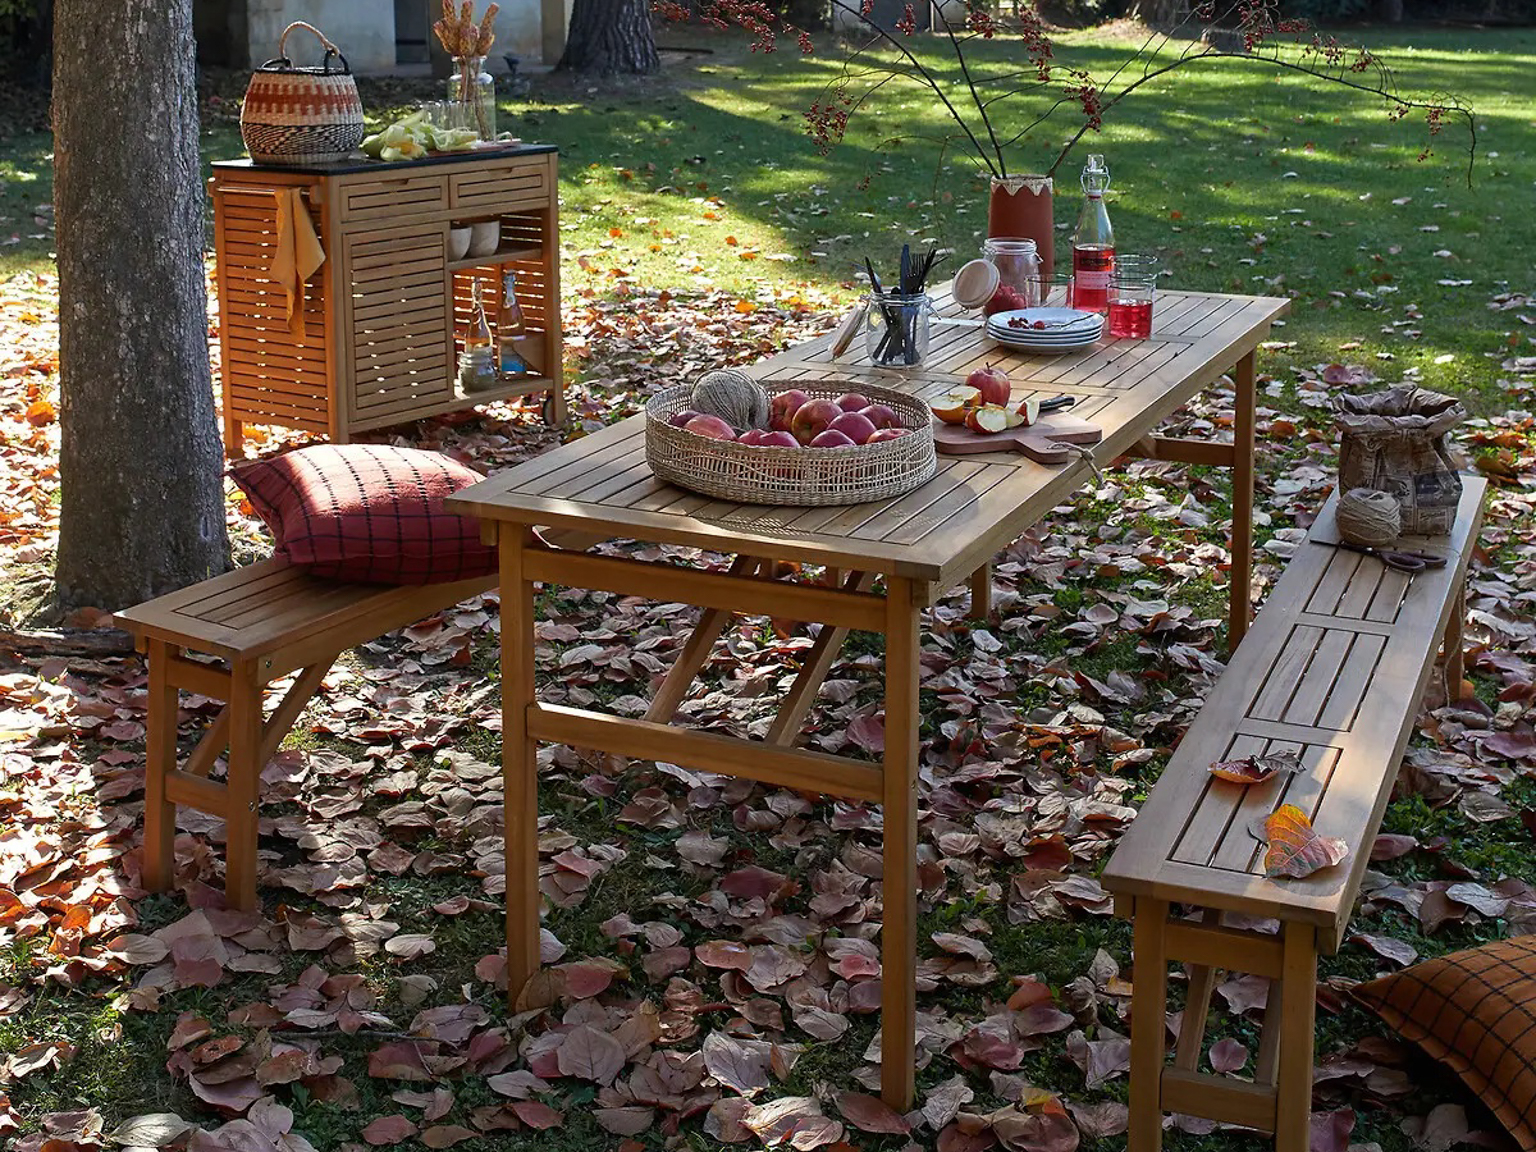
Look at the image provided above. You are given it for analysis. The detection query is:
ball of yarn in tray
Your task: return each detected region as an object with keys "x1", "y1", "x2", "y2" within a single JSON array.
[{"x1": 1337, "y1": 487, "x2": 1401, "y2": 548}]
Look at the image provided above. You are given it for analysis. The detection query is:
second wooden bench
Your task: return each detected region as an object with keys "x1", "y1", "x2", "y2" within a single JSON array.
[{"x1": 1103, "y1": 478, "x2": 1485, "y2": 1152}]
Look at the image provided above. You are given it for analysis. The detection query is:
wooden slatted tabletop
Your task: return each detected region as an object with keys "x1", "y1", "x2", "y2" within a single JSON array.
[{"x1": 450, "y1": 289, "x2": 1289, "y2": 596}]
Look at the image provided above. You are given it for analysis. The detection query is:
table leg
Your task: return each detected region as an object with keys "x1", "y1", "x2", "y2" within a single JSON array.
[
  {"x1": 502, "y1": 526, "x2": 542, "y2": 1004},
  {"x1": 645, "y1": 555, "x2": 759, "y2": 724},
  {"x1": 767, "y1": 570, "x2": 872, "y2": 747},
  {"x1": 880, "y1": 575, "x2": 919, "y2": 1111},
  {"x1": 1229, "y1": 349, "x2": 1257, "y2": 651}
]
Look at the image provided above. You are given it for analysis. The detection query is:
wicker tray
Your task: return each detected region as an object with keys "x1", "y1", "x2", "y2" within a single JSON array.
[{"x1": 645, "y1": 381, "x2": 936, "y2": 506}]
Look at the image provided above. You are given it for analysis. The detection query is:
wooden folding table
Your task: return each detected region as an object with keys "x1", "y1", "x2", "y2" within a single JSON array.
[{"x1": 446, "y1": 288, "x2": 1290, "y2": 1108}]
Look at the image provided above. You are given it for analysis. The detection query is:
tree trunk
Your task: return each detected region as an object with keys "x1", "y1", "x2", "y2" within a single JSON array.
[
  {"x1": 556, "y1": 0, "x2": 660, "y2": 75},
  {"x1": 53, "y1": 0, "x2": 230, "y2": 612},
  {"x1": 1378, "y1": 0, "x2": 1404, "y2": 20}
]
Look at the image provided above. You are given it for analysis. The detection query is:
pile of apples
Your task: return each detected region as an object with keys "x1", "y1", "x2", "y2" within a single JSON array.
[
  {"x1": 668, "y1": 391, "x2": 912, "y2": 448},
  {"x1": 931, "y1": 364, "x2": 1042, "y2": 434}
]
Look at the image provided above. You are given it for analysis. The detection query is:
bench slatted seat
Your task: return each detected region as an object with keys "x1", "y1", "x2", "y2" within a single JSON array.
[
  {"x1": 1103, "y1": 478, "x2": 1486, "y2": 1152},
  {"x1": 115, "y1": 559, "x2": 495, "y2": 910}
]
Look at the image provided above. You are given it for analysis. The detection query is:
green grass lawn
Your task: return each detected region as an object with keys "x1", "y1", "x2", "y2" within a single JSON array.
[{"x1": 4, "y1": 25, "x2": 1533, "y2": 408}]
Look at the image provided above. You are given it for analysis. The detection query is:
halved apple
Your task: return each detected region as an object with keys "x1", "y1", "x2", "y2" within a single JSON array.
[
  {"x1": 1015, "y1": 397, "x2": 1042, "y2": 427},
  {"x1": 931, "y1": 386, "x2": 982, "y2": 425},
  {"x1": 964, "y1": 404, "x2": 1012, "y2": 435}
]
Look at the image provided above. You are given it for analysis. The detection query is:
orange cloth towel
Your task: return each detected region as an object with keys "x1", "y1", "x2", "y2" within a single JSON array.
[{"x1": 269, "y1": 188, "x2": 325, "y2": 338}]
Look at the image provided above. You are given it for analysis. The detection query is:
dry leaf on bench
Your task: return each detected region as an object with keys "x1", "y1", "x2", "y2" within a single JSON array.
[
  {"x1": 1251, "y1": 804, "x2": 1348, "y2": 879},
  {"x1": 1209, "y1": 750, "x2": 1303, "y2": 785}
]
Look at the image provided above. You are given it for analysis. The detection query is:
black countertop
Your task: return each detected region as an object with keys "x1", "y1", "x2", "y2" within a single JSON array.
[{"x1": 213, "y1": 143, "x2": 558, "y2": 176}]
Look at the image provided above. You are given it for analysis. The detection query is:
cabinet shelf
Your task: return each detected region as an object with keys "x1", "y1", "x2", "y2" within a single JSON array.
[{"x1": 448, "y1": 245, "x2": 544, "y2": 271}]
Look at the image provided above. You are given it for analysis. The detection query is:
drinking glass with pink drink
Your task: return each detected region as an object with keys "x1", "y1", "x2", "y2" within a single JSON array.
[{"x1": 1108, "y1": 272, "x2": 1156, "y2": 339}]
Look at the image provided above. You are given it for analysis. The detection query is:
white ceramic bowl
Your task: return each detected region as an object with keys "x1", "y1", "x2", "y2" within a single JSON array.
[
  {"x1": 447, "y1": 226, "x2": 472, "y2": 261},
  {"x1": 467, "y1": 220, "x2": 500, "y2": 258}
]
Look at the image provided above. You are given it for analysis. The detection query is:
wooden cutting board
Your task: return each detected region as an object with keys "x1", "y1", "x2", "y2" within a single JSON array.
[{"x1": 933, "y1": 412, "x2": 1103, "y2": 465}]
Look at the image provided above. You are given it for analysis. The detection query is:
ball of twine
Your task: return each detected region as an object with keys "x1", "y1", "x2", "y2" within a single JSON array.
[{"x1": 1337, "y1": 487, "x2": 1401, "y2": 548}]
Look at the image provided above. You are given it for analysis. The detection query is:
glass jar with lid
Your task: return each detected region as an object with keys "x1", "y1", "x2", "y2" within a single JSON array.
[{"x1": 981, "y1": 237, "x2": 1042, "y2": 314}]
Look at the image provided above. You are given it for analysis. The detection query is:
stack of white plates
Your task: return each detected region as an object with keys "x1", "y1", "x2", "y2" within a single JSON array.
[{"x1": 987, "y1": 308, "x2": 1103, "y2": 353}]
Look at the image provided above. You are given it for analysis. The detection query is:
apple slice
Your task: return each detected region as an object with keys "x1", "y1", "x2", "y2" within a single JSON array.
[
  {"x1": 931, "y1": 386, "x2": 981, "y2": 425},
  {"x1": 1015, "y1": 397, "x2": 1042, "y2": 427},
  {"x1": 964, "y1": 404, "x2": 1011, "y2": 435}
]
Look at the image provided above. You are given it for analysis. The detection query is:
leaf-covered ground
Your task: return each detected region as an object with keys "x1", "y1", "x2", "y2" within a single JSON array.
[{"x1": 1, "y1": 24, "x2": 1535, "y2": 1152}]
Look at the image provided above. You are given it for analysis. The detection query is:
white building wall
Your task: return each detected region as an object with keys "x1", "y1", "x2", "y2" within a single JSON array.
[{"x1": 246, "y1": 0, "x2": 398, "y2": 73}]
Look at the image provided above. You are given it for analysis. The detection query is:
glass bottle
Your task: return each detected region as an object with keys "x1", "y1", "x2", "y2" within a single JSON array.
[
  {"x1": 497, "y1": 268, "x2": 530, "y2": 375},
  {"x1": 1071, "y1": 154, "x2": 1115, "y2": 314},
  {"x1": 448, "y1": 56, "x2": 496, "y2": 142},
  {"x1": 459, "y1": 278, "x2": 497, "y2": 393}
]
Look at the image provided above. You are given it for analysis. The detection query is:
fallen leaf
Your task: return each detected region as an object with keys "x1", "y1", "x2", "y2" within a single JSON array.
[
  {"x1": 1209, "y1": 750, "x2": 1303, "y2": 785},
  {"x1": 1254, "y1": 805, "x2": 1348, "y2": 879},
  {"x1": 361, "y1": 1115, "x2": 419, "y2": 1146}
]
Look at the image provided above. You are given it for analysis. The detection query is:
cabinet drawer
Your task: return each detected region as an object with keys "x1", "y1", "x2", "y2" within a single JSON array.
[
  {"x1": 340, "y1": 175, "x2": 448, "y2": 221},
  {"x1": 449, "y1": 159, "x2": 550, "y2": 210}
]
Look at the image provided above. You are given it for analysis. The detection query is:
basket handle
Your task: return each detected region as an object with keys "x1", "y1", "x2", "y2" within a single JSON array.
[{"x1": 270, "y1": 21, "x2": 352, "y2": 75}]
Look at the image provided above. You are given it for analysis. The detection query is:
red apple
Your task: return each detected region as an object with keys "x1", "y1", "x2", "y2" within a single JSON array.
[
  {"x1": 759, "y1": 430, "x2": 798, "y2": 448},
  {"x1": 931, "y1": 386, "x2": 982, "y2": 425},
  {"x1": 790, "y1": 397, "x2": 843, "y2": 445},
  {"x1": 809, "y1": 429, "x2": 856, "y2": 448},
  {"x1": 835, "y1": 392, "x2": 871, "y2": 412},
  {"x1": 683, "y1": 414, "x2": 736, "y2": 440},
  {"x1": 738, "y1": 428, "x2": 770, "y2": 445},
  {"x1": 669, "y1": 408, "x2": 703, "y2": 428},
  {"x1": 858, "y1": 403, "x2": 898, "y2": 430},
  {"x1": 966, "y1": 363, "x2": 1012, "y2": 407},
  {"x1": 828, "y1": 411, "x2": 877, "y2": 445},
  {"x1": 769, "y1": 389, "x2": 810, "y2": 432},
  {"x1": 866, "y1": 427, "x2": 910, "y2": 443}
]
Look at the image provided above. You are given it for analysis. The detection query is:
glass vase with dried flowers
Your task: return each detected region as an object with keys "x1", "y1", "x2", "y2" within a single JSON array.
[{"x1": 435, "y1": 1, "x2": 500, "y2": 142}]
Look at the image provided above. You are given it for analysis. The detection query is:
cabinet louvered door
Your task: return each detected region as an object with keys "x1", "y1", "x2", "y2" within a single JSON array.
[{"x1": 344, "y1": 224, "x2": 453, "y2": 424}]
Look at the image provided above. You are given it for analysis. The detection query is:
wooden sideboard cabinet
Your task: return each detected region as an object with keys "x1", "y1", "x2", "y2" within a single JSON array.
[{"x1": 211, "y1": 147, "x2": 563, "y2": 457}]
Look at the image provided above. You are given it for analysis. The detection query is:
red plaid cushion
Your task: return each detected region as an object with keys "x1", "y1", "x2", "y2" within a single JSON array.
[{"x1": 231, "y1": 445, "x2": 496, "y2": 585}]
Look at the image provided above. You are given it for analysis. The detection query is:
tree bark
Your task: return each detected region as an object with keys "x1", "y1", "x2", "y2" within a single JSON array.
[
  {"x1": 556, "y1": 0, "x2": 660, "y2": 75},
  {"x1": 53, "y1": 0, "x2": 230, "y2": 612}
]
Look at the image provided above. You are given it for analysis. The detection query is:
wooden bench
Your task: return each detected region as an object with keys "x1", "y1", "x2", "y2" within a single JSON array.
[
  {"x1": 1102, "y1": 478, "x2": 1486, "y2": 1152},
  {"x1": 115, "y1": 559, "x2": 495, "y2": 910}
]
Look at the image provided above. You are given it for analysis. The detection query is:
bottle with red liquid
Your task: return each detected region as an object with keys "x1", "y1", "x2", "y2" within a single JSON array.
[{"x1": 1071, "y1": 154, "x2": 1114, "y2": 313}]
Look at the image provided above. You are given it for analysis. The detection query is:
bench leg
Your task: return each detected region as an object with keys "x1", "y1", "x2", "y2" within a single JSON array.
[
  {"x1": 222, "y1": 660, "x2": 263, "y2": 911},
  {"x1": 1130, "y1": 897, "x2": 1170, "y2": 1152},
  {"x1": 968, "y1": 562, "x2": 992, "y2": 621},
  {"x1": 1274, "y1": 923, "x2": 1318, "y2": 1152},
  {"x1": 1443, "y1": 582, "x2": 1467, "y2": 703},
  {"x1": 143, "y1": 640, "x2": 178, "y2": 892},
  {"x1": 1229, "y1": 349, "x2": 1257, "y2": 651}
]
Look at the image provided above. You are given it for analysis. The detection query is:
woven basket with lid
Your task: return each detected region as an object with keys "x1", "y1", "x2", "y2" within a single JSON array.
[
  {"x1": 645, "y1": 381, "x2": 936, "y2": 507},
  {"x1": 241, "y1": 22, "x2": 366, "y2": 166}
]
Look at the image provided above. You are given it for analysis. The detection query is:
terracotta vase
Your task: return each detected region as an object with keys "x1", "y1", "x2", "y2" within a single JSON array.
[{"x1": 987, "y1": 175, "x2": 1055, "y2": 278}]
